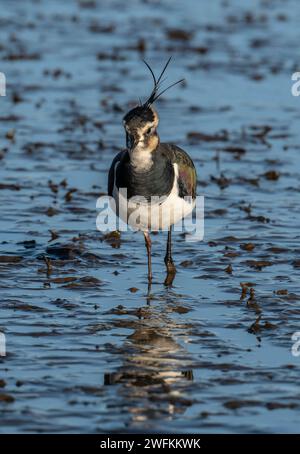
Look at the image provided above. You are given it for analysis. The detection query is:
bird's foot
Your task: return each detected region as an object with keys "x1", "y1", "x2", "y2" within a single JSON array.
[{"x1": 164, "y1": 259, "x2": 176, "y2": 286}]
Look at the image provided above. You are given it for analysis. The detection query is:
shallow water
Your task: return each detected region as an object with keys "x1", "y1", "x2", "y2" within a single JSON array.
[{"x1": 1, "y1": 0, "x2": 300, "y2": 433}]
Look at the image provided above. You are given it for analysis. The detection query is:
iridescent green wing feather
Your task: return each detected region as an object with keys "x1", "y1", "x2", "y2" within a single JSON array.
[{"x1": 164, "y1": 144, "x2": 197, "y2": 199}]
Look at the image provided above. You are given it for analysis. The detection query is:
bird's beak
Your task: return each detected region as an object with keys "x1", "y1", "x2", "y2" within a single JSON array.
[
  {"x1": 126, "y1": 132, "x2": 130, "y2": 149},
  {"x1": 126, "y1": 132, "x2": 138, "y2": 149}
]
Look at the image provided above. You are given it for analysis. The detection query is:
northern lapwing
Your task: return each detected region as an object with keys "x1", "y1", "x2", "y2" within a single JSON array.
[{"x1": 108, "y1": 58, "x2": 197, "y2": 285}]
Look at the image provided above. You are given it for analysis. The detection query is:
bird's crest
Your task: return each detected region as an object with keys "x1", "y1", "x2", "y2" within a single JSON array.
[{"x1": 142, "y1": 57, "x2": 184, "y2": 107}]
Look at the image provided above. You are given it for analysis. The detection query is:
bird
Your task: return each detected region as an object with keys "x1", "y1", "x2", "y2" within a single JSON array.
[{"x1": 108, "y1": 57, "x2": 197, "y2": 286}]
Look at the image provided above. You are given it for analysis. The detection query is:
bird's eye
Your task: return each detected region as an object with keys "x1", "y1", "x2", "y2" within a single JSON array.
[{"x1": 146, "y1": 127, "x2": 152, "y2": 135}]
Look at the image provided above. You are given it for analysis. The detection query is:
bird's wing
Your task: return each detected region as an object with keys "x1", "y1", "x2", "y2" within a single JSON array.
[
  {"x1": 160, "y1": 143, "x2": 197, "y2": 199},
  {"x1": 107, "y1": 150, "x2": 126, "y2": 196}
]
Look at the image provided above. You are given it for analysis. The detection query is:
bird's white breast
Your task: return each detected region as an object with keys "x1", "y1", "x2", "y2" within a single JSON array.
[{"x1": 112, "y1": 163, "x2": 195, "y2": 232}]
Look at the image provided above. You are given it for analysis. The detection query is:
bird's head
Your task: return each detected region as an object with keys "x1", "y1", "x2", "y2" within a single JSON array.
[
  {"x1": 123, "y1": 57, "x2": 184, "y2": 154},
  {"x1": 123, "y1": 104, "x2": 159, "y2": 152}
]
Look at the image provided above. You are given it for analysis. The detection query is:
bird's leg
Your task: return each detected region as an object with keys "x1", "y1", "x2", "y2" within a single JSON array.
[
  {"x1": 143, "y1": 231, "x2": 152, "y2": 284},
  {"x1": 164, "y1": 227, "x2": 176, "y2": 286}
]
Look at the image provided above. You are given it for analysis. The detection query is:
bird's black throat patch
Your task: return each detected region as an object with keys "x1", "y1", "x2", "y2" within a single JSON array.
[{"x1": 116, "y1": 150, "x2": 174, "y2": 201}]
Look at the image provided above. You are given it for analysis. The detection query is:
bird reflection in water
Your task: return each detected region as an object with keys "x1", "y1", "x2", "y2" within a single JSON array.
[{"x1": 103, "y1": 300, "x2": 194, "y2": 424}]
